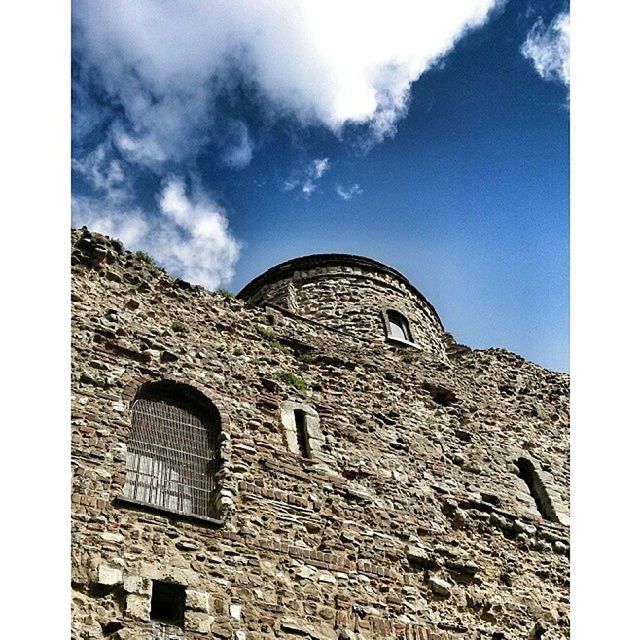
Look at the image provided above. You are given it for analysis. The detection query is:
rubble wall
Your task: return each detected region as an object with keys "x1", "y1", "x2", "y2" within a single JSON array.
[
  {"x1": 237, "y1": 256, "x2": 446, "y2": 359},
  {"x1": 71, "y1": 228, "x2": 569, "y2": 640}
]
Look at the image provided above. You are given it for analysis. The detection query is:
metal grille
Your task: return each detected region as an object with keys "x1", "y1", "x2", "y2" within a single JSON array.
[{"x1": 123, "y1": 389, "x2": 218, "y2": 518}]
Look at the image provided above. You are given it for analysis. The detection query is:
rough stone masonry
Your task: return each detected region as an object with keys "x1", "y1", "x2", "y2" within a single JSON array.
[{"x1": 70, "y1": 228, "x2": 569, "y2": 640}]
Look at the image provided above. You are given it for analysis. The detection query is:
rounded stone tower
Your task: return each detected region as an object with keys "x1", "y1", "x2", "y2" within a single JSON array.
[{"x1": 238, "y1": 254, "x2": 447, "y2": 359}]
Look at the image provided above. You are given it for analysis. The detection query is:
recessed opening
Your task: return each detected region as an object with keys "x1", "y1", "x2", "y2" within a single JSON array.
[
  {"x1": 294, "y1": 409, "x2": 311, "y2": 459},
  {"x1": 150, "y1": 581, "x2": 185, "y2": 627},
  {"x1": 423, "y1": 382, "x2": 457, "y2": 406},
  {"x1": 515, "y1": 457, "x2": 553, "y2": 521},
  {"x1": 124, "y1": 380, "x2": 221, "y2": 519},
  {"x1": 101, "y1": 621, "x2": 124, "y2": 636},
  {"x1": 386, "y1": 310, "x2": 412, "y2": 342}
]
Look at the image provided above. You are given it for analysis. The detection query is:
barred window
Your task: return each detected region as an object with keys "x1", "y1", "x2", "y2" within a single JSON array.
[{"x1": 123, "y1": 381, "x2": 220, "y2": 519}]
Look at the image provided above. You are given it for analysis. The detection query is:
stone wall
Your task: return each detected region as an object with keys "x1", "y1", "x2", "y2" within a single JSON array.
[
  {"x1": 237, "y1": 256, "x2": 446, "y2": 360},
  {"x1": 71, "y1": 228, "x2": 569, "y2": 640}
]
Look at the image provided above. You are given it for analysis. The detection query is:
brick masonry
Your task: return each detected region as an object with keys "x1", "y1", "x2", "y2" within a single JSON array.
[{"x1": 71, "y1": 228, "x2": 569, "y2": 640}]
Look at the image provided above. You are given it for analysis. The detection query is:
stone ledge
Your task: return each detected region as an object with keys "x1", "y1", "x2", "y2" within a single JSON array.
[{"x1": 114, "y1": 495, "x2": 224, "y2": 527}]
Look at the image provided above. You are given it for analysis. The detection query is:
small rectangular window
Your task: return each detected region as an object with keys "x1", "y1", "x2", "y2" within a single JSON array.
[
  {"x1": 294, "y1": 409, "x2": 311, "y2": 459},
  {"x1": 150, "y1": 581, "x2": 186, "y2": 627},
  {"x1": 516, "y1": 457, "x2": 553, "y2": 521}
]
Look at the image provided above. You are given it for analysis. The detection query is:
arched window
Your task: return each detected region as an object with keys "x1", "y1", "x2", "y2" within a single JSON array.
[
  {"x1": 123, "y1": 381, "x2": 220, "y2": 519},
  {"x1": 383, "y1": 309, "x2": 415, "y2": 344}
]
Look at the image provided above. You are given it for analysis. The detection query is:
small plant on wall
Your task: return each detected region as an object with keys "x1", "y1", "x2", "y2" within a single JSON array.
[{"x1": 278, "y1": 371, "x2": 308, "y2": 393}]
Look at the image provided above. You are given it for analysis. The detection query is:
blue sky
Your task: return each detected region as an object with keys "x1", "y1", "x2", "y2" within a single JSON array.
[{"x1": 72, "y1": 0, "x2": 569, "y2": 372}]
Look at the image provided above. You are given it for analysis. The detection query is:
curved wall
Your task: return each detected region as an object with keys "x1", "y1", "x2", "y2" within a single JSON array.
[{"x1": 238, "y1": 254, "x2": 447, "y2": 359}]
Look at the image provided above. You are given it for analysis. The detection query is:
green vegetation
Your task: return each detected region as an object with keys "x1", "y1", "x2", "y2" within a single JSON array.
[
  {"x1": 256, "y1": 325, "x2": 287, "y2": 352},
  {"x1": 171, "y1": 320, "x2": 188, "y2": 333},
  {"x1": 217, "y1": 288, "x2": 236, "y2": 299},
  {"x1": 135, "y1": 250, "x2": 156, "y2": 266},
  {"x1": 294, "y1": 348, "x2": 315, "y2": 364},
  {"x1": 257, "y1": 325, "x2": 278, "y2": 342},
  {"x1": 278, "y1": 371, "x2": 308, "y2": 393}
]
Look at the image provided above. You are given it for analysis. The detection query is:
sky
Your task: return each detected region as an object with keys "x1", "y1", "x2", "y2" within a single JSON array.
[{"x1": 71, "y1": 0, "x2": 570, "y2": 372}]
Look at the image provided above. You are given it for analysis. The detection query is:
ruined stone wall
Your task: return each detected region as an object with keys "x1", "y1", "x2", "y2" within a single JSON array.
[
  {"x1": 71, "y1": 229, "x2": 569, "y2": 640},
  {"x1": 238, "y1": 258, "x2": 446, "y2": 360}
]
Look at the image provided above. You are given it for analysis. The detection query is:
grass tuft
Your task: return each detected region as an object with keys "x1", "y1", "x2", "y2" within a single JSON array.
[
  {"x1": 278, "y1": 371, "x2": 308, "y2": 392},
  {"x1": 135, "y1": 250, "x2": 156, "y2": 266}
]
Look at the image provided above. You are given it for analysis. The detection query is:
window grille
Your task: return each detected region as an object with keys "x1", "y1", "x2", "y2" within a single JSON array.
[{"x1": 123, "y1": 382, "x2": 219, "y2": 518}]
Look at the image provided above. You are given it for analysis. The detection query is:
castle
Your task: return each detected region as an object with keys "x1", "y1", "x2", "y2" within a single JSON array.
[{"x1": 71, "y1": 227, "x2": 569, "y2": 640}]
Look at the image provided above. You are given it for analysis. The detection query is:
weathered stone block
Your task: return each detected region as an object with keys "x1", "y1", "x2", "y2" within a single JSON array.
[
  {"x1": 186, "y1": 588, "x2": 209, "y2": 613},
  {"x1": 97, "y1": 565, "x2": 122, "y2": 586},
  {"x1": 406, "y1": 545, "x2": 429, "y2": 566},
  {"x1": 125, "y1": 594, "x2": 150, "y2": 622},
  {"x1": 184, "y1": 610, "x2": 211, "y2": 633},
  {"x1": 428, "y1": 577, "x2": 452, "y2": 597},
  {"x1": 123, "y1": 575, "x2": 151, "y2": 595},
  {"x1": 210, "y1": 624, "x2": 232, "y2": 639}
]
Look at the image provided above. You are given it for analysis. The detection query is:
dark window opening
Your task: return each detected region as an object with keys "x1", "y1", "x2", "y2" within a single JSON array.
[
  {"x1": 150, "y1": 581, "x2": 185, "y2": 627},
  {"x1": 123, "y1": 380, "x2": 221, "y2": 519},
  {"x1": 387, "y1": 310, "x2": 412, "y2": 342},
  {"x1": 516, "y1": 457, "x2": 553, "y2": 521},
  {"x1": 294, "y1": 409, "x2": 311, "y2": 459}
]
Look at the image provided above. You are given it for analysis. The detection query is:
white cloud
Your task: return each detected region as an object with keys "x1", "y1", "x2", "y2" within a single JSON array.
[
  {"x1": 154, "y1": 178, "x2": 241, "y2": 288},
  {"x1": 311, "y1": 158, "x2": 330, "y2": 179},
  {"x1": 72, "y1": 196, "x2": 149, "y2": 247},
  {"x1": 284, "y1": 157, "x2": 331, "y2": 198},
  {"x1": 521, "y1": 11, "x2": 569, "y2": 87},
  {"x1": 220, "y1": 121, "x2": 254, "y2": 169},
  {"x1": 72, "y1": 169, "x2": 241, "y2": 290},
  {"x1": 72, "y1": 143, "x2": 127, "y2": 200},
  {"x1": 73, "y1": 1, "x2": 504, "y2": 168},
  {"x1": 301, "y1": 181, "x2": 317, "y2": 198},
  {"x1": 337, "y1": 183, "x2": 363, "y2": 201}
]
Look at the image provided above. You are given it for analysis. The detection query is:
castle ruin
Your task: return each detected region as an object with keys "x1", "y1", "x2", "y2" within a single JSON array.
[{"x1": 71, "y1": 228, "x2": 569, "y2": 640}]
